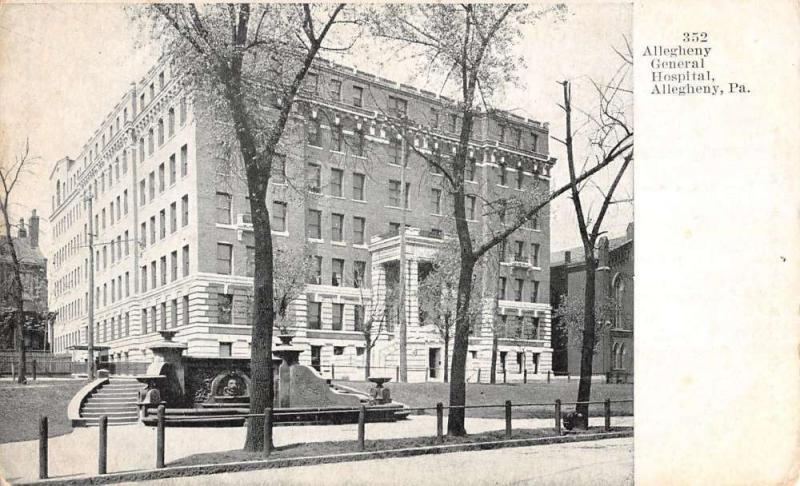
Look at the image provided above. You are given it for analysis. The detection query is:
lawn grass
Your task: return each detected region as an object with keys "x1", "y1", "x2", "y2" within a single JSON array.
[
  {"x1": 0, "y1": 379, "x2": 85, "y2": 443},
  {"x1": 335, "y1": 381, "x2": 633, "y2": 418},
  {"x1": 170, "y1": 425, "x2": 630, "y2": 467}
]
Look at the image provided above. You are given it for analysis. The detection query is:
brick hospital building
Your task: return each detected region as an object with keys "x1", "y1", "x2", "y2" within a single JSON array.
[{"x1": 48, "y1": 58, "x2": 556, "y2": 382}]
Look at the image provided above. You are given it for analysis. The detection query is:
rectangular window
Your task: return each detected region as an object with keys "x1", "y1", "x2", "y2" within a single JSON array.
[
  {"x1": 466, "y1": 195, "x2": 476, "y2": 220},
  {"x1": 352, "y1": 173, "x2": 365, "y2": 200},
  {"x1": 331, "y1": 213, "x2": 344, "y2": 242},
  {"x1": 429, "y1": 107, "x2": 439, "y2": 129},
  {"x1": 308, "y1": 302, "x2": 321, "y2": 329},
  {"x1": 272, "y1": 154, "x2": 286, "y2": 184},
  {"x1": 140, "y1": 222, "x2": 147, "y2": 247},
  {"x1": 151, "y1": 261, "x2": 156, "y2": 289},
  {"x1": 307, "y1": 119, "x2": 321, "y2": 147},
  {"x1": 181, "y1": 195, "x2": 189, "y2": 226},
  {"x1": 466, "y1": 158, "x2": 476, "y2": 182},
  {"x1": 123, "y1": 190, "x2": 129, "y2": 214},
  {"x1": 330, "y1": 168, "x2": 343, "y2": 196},
  {"x1": 102, "y1": 208, "x2": 106, "y2": 229},
  {"x1": 531, "y1": 243, "x2": 540, "y2": 267},
  {"x1": 310, "y1": 255, "x2": 323, "y2": 284},
  {"x1": 450, "y1": 114, "x2": 458, "y2": 132},
  {"x1": 141, "y1": 307, "x2": 148, "y2": 334},
  {"x1": 531, "y1": 280, "x2": 540, "y2": 303},
  {"x1": 216, "y1": 192, "x2": 232, "y2": 224},
  {"x1": 354, "y1": 305, "x2": 364, "y2": 331},
  {"x1": 170, "y1": 250, "x2": 178, "y2": 282},
  {"x1": 139, "y1": 180, "x2": 146, "y2": 206},
  {"x1": 169, "y1": 154, "x2": 176, "y2": 185},
  {"x1": 499, "y1": 165, "x2": 507, "y2": 186},
  {"x1": 331, "y1": 258, "x2": 344, "y2": 286},
  {"x1": 307, "y1": 209, "x2": 322, "y2": 239},
  {"x1": 272, "y1": 201, "x2": 287, "y2": 232},
  {"x1": 353, "y1": 131, "x2": 364, "y2": 157},
  {"x1": 182, "y1": 295, "x2": 189, "y2": 326},
  {"x1": 430, "y1": 188, "x2": 442, "y2": 214},
  {"x1": 331, "y1": 126, "x2": 343, "y2": 152},
  {"x1": 305, "y1": 72, "x2": 318, "y2": 94},
  {"x1": 514, "y1": 279, "x2": 524, "y2": 302},
  {"x1": 390, "y1": 138, "x2": 403, "y2": 165},
  {"x1": 158, "y1": 163, "x2": 165, "y2": 192},
  {"x1": 353, "y1": 217, "x2": 366, "y2": 245},
  {"x1": 141, "y1": 266, "x2": 148, "y2": 292},
  {"x1": 329, "y1": 79, "x2": 342, "y2": 101},
  {"x1": 170, "y1": 202, "x2": 177, "y2": 233},
  {"x1": 150, "y1": 305, "x2": 157, "y2": 333},
  {"x1": 388, "y1": 180, "x2": 401, "y2": 207},
  {"x1": 180, "y1": 144, "x2": 188, "y2": 176},
  {"x1": 388, "y1": 96, "x2": 407, "y2": 118},
  {"x1": 516, "y1": 169, "x2": 524, "y2": 190},
  {"x1": 218, "y1": 294, "x2": 233, "y2": 324},
  {"x1": 498, "y1": 277, "x2": 507, "y2": 300},
  {"x1": 149, "y1": 172, "x2": 155, "y2": 201},
  {"x1": 246, "y1": 246, "x2": 255, "y2": 277},
  {"x1": 160, "y1": 302, "x2": 167, "y2": 330},
  {"x1": 219, "y1": 342, "x2": 232, "y2": 357},
  {"x1": 182, "y1": 244, "x2": 190, "y2": 277},
  {"x1": 332, "y1": 304, "x2": 344, "y2": 330},
  {"x1": 216, "y1": 243, "x2": 233, "y2": 274},
  {"x1": 171, "y1": 299, "x2": 178, "y2": 328},
  {"x1": 352, "y1": 86, "x2": 363, "y2": 107},
  {"x1": 150, "y1": 216, "x2": 156, "y2": 244},
  {"x1": 354, "y1": 260, "x2": 366, "y2": 288},
  {"x1": 159, "y1": 210, "x2": 166, "y2": 239},
  {"x1": 307, "y1": 164, "x2": 321, "y2": 193},
  {"x1": 125, "y1": 272, "x2": 130, "y2": 297}
]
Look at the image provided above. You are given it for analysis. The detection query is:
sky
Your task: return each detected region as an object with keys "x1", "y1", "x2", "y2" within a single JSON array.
[{"x1": 0, "y1": 2, "x2": 632, "y2": 258}]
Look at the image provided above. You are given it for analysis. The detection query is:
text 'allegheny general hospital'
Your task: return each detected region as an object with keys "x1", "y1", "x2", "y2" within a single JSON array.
[{"x1": 643, "y1": 34, "x2": 750, "y2": 96}]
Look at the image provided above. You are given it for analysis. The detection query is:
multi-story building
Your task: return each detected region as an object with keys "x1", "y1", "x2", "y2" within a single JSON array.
[
  {"x1": 549, "y1": 223, "x2": 634, "y2": 380},
  {"x1": 48, "y1": 58, "x2": 556, "y2": 382},
  {"x1": 1, "y1": 210, "x2": 49, "y2": 350}
]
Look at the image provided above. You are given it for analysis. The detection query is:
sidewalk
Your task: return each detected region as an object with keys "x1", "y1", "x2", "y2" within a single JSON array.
[{"x1": 0, "y1": 415, "x2": 632, "y2": 483}]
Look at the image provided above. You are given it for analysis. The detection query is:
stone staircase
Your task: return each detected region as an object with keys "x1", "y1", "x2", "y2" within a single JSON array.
[{"x1": 80, "y1": 377, "x2": 143, "y2": 426}]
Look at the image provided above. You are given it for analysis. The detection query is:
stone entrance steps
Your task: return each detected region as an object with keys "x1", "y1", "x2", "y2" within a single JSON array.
[{"x1": 80, "y1": 378, "x2": 143, "y2": 426}]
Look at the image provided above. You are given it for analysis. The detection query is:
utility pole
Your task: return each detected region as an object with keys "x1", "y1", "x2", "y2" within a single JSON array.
[
  {"x1": 398, "y1": 132, "x2": 408, "y2": 383},
  {"x1": 85, "y1": 191, "x2": 96, "y2": 380}
]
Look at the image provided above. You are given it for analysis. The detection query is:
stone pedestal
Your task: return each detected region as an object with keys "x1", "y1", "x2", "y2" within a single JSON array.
[
  {"x1": 274, "y1": 335, "x2": 304, "y2": 408},
  {"x1": 145, "y1": 330, "x2": 188, "y2": 405}
]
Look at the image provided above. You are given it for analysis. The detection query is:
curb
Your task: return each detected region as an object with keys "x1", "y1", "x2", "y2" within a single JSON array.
[{"x1": 19, "y1": 430, "x2": 633, "y2": 485}]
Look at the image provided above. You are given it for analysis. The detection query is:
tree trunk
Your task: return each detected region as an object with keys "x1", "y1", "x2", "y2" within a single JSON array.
[
  {"x1": 2, "y1": 212, "x2": 26, "y2": 384},
  {"x1": 443, "y1": 325, "x2": 449, "y2": 383},
  {"x1": 447, "y1": 255, "x2": 475, "y2": 436},
  {"x1": 490, "y1": 331, "x2": 498, "y2": 384},
  {"x1": 364, "y1": 333, "x2": 371, "y2": 381},
  {"x1": 575, "y1": 257, "x2": 598, "y2": 429}
]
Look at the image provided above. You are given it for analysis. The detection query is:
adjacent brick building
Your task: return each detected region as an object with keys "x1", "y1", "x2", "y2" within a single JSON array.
[
  {"x1": 48, "y1": 58, "x2": 556, "y2": 382},
  {"x1": 550, "y1": 223, "x2": 634, "y2": 380}
]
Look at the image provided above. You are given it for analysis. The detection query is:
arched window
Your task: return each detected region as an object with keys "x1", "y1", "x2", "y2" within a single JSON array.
[
  {"x1": 611, "y1": 343, "x2": 620, "y2": 370},
  {"x1": 168, "y1": 108, "x2": 175, "y2": 137},
  {"x1": 139, "y1": 137, "x2": 145, "y2": 163},
  {"x1": 613, "y1": 274, "x2": 626, "y2": 329},
  {"x1": 618, "y1": 344, "x2": 626, "y2": 370},
  {"x1": 157, "y1": 118, "x2": 164, "y2": 145},
  {"x1": 148, "y1": 128, "x2": 154, "y2": 154}
]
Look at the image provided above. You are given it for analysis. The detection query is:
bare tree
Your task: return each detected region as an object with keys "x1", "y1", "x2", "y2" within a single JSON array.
[
  {"x1": 557, "y1": 42, "x2": 633, "y2": 428},
  {"x1": 134, "y1": 3, "x2": 354, "y2": 451},
  {"x1": 353, "y1": 277, "x2": 396, "y2": 381},
  {"x1": 0, "y1": 139, "x2": 35, "y2": 384},
  {"x1": 369, "y1": 4, "x2": 636, "y2": 435}
]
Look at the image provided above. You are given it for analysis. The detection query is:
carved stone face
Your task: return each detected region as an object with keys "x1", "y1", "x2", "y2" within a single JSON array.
[{"x1": 223, "y1": 378, "x2": 242, "y2": 396}]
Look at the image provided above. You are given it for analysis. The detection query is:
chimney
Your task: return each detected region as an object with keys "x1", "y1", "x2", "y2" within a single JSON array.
[
  {"x1": 564, "y1": 250, "x2": 571, "y2": 264},
  {"x1": 17, "y1": 218, "x2": 27, "y2": 239},
  {"x1": 29, "y1": 210, "x2": 39, "y2": 248}
]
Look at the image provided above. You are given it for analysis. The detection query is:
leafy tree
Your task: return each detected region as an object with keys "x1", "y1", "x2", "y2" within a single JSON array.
[{"x1": 134, "y1": 3, "x2": 353, "y2": 451}]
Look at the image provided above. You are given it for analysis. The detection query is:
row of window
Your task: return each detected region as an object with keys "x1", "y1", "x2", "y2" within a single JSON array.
[
  {"x1": 141, "y1": 245, "x2": 190, "y2": 293},
  {"x1": 94, "y1": 230, "x2": 132, "y2": 275},
  {"x1": 498, "y1": 277, "x2": 541, "y2": 303},
  {"x1": 139, "y1": 144, "x2": 189, "y2": 206},
  {"x1": 141, "y1": 296, "x2": 190, "y2": 335},
  {"x1": 500, "y1": 241, "x2": 542, "y2": 267},
  {"x1": 307, "y1": 301, "x2": 365, "y2": 331},
  {"x1": 94, "y1": 271, "x2": 132, "y2": 310},
  {"x1": 95, "y1": 312, "x2": 132, "y2": 343},
  {"x1": 140, "y1": 195, "x2": 190, "y2": 250}
]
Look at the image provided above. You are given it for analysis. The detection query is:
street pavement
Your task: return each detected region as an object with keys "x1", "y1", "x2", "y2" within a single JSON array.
[
  {"x1": 125, "y1": 437, "x2": 634, "y2": 486},
  {"x1": 0, "y1": 415, "x2": 632, "y2": 483}
]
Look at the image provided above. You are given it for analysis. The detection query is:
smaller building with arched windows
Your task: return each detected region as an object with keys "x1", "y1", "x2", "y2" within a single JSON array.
[{"x1": 549, "y1": 223, "x2": 634, "y2": 381}]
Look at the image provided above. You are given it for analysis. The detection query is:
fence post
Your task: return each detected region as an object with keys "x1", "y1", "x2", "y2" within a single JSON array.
[
  {"x1": 395, "y1": 366, "x2": 399, "y2": 383},
  {"x1": 505, "y1": 400, "x2": 512, "y2": 439},
  {"x1": 555, "y1": 399, "x2": 562, "y2": 436},
  {"x1": 523, "y1": 368, "x2": 528, "y2": 384},
  {"x1": 604, "y1": 399, "x2": 611, "y2": 431},
  {"x1": 11, "y1": 363, "x2": 14, "y2": 382},
  {"x1": 33, "y1": 359, "x2": 37, "y2": 381},
  {"x1": 477, "y1": 368, "x2": 481, "y2": 383},
  {"x1": 357, "y1": 405, "x2": 366, "y2": 451},
  {"x1": 425, "y1": 368, "x2": 429, "y2": 382},
  {"x1": 547, "y1": 370, "x2": 551, "y2": 383},
  {"x1": 436, "y1": 402, "x2": 444, "y2": 444},
  {"x1": 264, "y1": 408, "x2": 273, "y2": 456},
  {"x1": 503, "y1": 368, "x2": 507, "y2": 384},
  {"x1": 98, "y1": 415, "x2": 108, "y2": 474},
  {"x1": 39, "y1": 416, "x2": 48, "y2": 480},
  {"x1": 156, "y1": 404, "x2": 165, "y2": 468}
]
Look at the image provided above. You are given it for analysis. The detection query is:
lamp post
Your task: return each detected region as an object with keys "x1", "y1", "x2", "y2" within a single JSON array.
[{"x1": 84, "y1": 190, "x2": 96, "y2": 380}]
